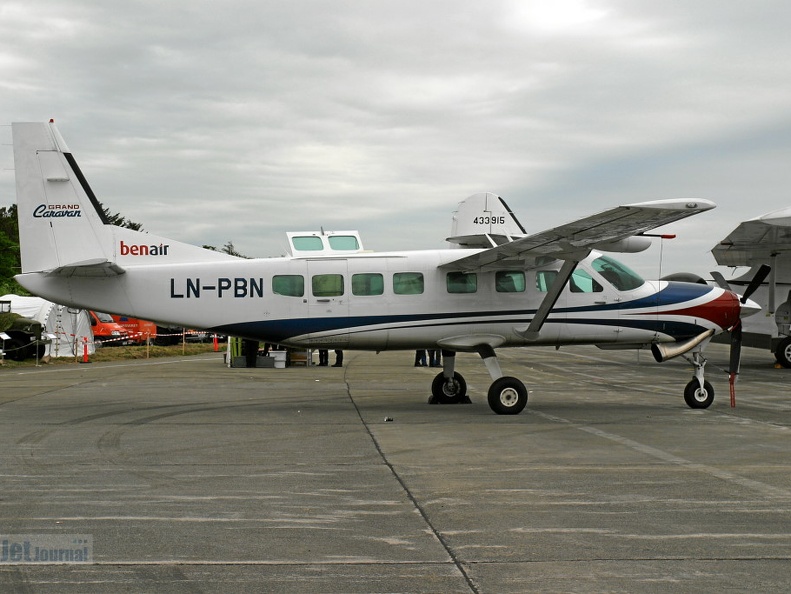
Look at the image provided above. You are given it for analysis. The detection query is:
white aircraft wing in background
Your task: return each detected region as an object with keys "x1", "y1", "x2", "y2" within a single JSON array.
[{"x1": 712, "y1": 206, "x2": 791, "y2": 268}]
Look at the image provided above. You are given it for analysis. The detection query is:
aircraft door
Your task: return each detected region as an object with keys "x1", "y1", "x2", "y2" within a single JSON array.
[{"x1": 307, "y1": 260, "x2": 350, "y2": 345}]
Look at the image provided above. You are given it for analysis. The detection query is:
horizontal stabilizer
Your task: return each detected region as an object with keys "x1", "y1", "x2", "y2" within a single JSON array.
[{"x1": 45, "y1": 259, "x2": 126, "y2": 278}]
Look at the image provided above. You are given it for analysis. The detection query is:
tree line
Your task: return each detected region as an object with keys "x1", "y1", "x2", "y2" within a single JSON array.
[{"x1": 0, "y1": 205, "x2": 21, "y2": 295}]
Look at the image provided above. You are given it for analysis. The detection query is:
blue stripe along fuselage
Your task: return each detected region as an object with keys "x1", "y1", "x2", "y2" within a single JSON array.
[
  {"x1": 211, "y1": 282, "x2": 715, "y2": 344},
  {"x1": 562, "y1": 281, "x2": 715, "y2": 313}
]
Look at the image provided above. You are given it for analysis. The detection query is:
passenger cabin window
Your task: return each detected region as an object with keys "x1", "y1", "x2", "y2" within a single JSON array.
[
  {"x1": 536, "y1": 270, "x2": 557, "y2": 292},
  {"x1": 291, "y1": 236, "x2": 324, "y2": 251},
  {"x1": 592, "y1": 255, "x2": 645, "y2": 291},
  {"x1": 328, "y1": 235, "x2": 360, "y2": 251},
  {"x1": 570, "y1": 269, "x2": 602, "y2": 293},
  {"x1": 393, "y1": 272, "x2": 424, "y2": 295},
  {"x1": 352, "y1": 273, "x2": 384, "y2": 296},
  {"x1": 447, "y1": 272, "x2": 477, "y2": 294},
  {"x1": 496, "y1": 270, "x2": 525, "y2": 293},
  {"x1": 312, "y1": 274, "x2": 344, "y2": 297},
  {"x1": 272, "y1": 275, "x2": 305, "y2": 297}
]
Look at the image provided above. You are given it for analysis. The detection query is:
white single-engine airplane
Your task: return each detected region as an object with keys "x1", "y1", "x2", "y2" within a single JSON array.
[
  {"x1": 708, "y1": 207, "x2": 791, "y2": 367},
  {"x1": 12, "y1": 121, "x2": 765, "y2": 414}
]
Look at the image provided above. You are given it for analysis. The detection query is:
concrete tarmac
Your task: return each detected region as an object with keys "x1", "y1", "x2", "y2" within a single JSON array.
[{"x1": 0, "y1": 344, "x2": 789, "y2": 592}]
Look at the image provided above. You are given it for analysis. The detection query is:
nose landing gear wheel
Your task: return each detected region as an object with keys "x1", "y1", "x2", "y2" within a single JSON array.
[
  {"x1": 684, "y1": 379, "x2": 714, "y2": 409},
  {"x1": 431, "y1": 372, "x2": 468, "y2": 404},
  {"x1": 487, "y1": 376, "x2": 528, "y2": 415}
]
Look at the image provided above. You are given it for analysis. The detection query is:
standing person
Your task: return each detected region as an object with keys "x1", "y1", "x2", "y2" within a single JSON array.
[
  {"x1": 428, "y1": 349, "x2": 441, "y2": 367},
  {"x1": 332, "y1": 349, "x2": 344, "y2": 367},
  {"x1": 414, "y1": 350, "x2": 427, "y2": 367},
  {"x1": 243, "y1": 339, "x2": 259, "y2": 368},
  {"x1": 318, "y1": 349, "x2": 328, "y2": 366}
]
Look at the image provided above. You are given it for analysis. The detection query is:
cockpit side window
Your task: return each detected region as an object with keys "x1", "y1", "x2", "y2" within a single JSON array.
[
  {"x1": 537, "y1": 269, "x2": 602, "y2": 293},
  {"x1": 569, "y1": 269, "x2": 602, "y2": 293},
  {"x1": 592, "y1": 255, "x2": 645, "y2": 291}
]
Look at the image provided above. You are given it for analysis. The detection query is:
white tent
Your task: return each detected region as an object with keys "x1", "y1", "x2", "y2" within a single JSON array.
[{"x1": 1, "y1": 295, "x2": 95, "y2": 358}]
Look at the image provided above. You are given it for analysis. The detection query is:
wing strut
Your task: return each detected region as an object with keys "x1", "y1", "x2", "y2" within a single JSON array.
[{"x1": 520, "y1": 257, "x2": 582, "y2": 341}]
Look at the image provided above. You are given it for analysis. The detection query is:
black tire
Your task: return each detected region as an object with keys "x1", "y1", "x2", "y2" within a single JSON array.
[
  {"x1": 4, "y1": 339, "x2": 28, "y2": 361},
  {"x1": 487, "y1": 377, "x2": 528, "y2": 415},
  {"x1": 431, "y1": 372, "x2": 467, "y2": 404},
  {"x1": 683, "y1": 379, "x2": 714, "y2": 409},
  {"x1": 774, "y1": 337, "x2": 791, "y2": 368}
]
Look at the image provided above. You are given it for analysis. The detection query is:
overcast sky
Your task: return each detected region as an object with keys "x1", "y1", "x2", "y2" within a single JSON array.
[{"x1": 2, "y1": 0, "x2": 791, "y2": 279}]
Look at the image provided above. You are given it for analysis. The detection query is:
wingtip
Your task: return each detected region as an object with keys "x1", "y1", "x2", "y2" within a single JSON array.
[{"x1": 624, "y1": 198, "x2": 716, "y2": 211}]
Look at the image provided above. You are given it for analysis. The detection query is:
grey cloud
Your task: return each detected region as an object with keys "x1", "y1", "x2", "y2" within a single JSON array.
[{"x1": 1, "y1": 1, "x2": 790, "y2": 278}]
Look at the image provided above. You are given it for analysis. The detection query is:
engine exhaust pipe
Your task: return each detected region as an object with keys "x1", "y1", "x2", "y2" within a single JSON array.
[{"x1": 651, "y1": 328, "x2": 715, "y2": 363}]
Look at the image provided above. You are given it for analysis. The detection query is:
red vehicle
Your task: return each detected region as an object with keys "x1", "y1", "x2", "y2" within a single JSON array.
[
  {"x1": 88, "y1": 311, "x2": 131, "y2": 346},
  {"x1": 111, "y1": 315, "x2": 157, "y2": 345}
]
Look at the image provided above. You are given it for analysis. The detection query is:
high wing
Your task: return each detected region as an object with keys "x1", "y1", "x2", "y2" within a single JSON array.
[
  {"x1": 441, "y1": 198, "x2": 716, "y2": 272},
  {"x1": 712, "y1": 206, "x2": 791, "y2": 267}
]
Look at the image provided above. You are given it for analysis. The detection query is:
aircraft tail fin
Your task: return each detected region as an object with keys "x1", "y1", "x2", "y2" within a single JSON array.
[
  {"x1": 13, "y1": 121, "x2": 116, "y2": 273},
  {"x1": 446, "y1": 192, "x2": 527, "y2": 249},
  {"x1": 13, "y1": 121, "x2": 237, "y2": 275}
]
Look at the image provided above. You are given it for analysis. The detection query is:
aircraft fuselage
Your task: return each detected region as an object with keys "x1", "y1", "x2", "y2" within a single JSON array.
[{"x1": 17, "y1": 249, "x2": 731, "y2": 353}]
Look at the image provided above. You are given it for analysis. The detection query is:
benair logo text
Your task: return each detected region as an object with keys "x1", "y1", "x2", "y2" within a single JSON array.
[
  {"x1": 120, "y1": 240, "x2": 170, "y2": 256},
  {"x1": 33, "y1": 204, "x2": 81, "y2": 218}
]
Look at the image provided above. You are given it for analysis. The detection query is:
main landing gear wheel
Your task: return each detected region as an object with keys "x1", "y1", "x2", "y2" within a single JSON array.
[
  {"x1": 487, "y1": 376, "x2": 528, "y2": 415},
  {"x1": 431, "y1": 372, "x2": 468, "y2": 404},
  {"x1": 684, "y1": 379, "x2": 714, "y2": 409},
  {"x1": 774, "y1": 337, "x2": 791, "y2": 369}
]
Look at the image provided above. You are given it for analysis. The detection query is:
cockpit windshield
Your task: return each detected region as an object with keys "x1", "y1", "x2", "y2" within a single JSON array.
[{"x1": 591, "y1": 255, "x2": 645, "y2": 291}]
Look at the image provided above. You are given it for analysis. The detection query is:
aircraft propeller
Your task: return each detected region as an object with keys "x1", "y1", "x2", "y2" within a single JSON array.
[{"x1": 711, "y1": 264, "x2": 771, "y2": 406}]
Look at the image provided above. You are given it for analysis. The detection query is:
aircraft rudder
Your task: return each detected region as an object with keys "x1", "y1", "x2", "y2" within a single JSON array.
[
  {"x1": 13, "y1": 121, "x2": 111, "y2": 273},
  {"x1": 15, "y1": 121, "x2": 245, "y2": 274}
]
